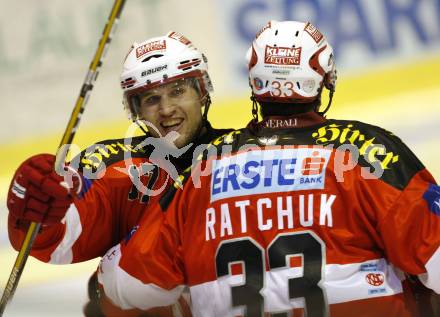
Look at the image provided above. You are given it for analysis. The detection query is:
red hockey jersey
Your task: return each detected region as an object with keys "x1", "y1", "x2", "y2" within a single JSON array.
[
  {"x1": 98, "y1": 112, "x2": 440, "y2": 317},
  {"x1": 8, "y1": 125, "x2": 231, "y2": 264}
]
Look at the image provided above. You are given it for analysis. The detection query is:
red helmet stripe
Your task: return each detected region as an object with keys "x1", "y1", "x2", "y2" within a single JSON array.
[{"x1": 309, "y1": 45, "x2": 327, "y2": 76}]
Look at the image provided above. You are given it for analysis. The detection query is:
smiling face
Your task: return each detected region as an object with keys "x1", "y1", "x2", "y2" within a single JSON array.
[{"x1": 137, "y1": 78, "x2": 204, "y2": 148}]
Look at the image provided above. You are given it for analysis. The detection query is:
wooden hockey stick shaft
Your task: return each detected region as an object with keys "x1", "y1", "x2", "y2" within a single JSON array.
[{"x1": 0, "y1": 0, "x2": 126, "y2": 314}]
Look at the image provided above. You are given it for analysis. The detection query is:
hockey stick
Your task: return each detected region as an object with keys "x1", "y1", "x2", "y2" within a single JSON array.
[{"x1": 0, "y1": 0, "x2": 126, "y2": 314}]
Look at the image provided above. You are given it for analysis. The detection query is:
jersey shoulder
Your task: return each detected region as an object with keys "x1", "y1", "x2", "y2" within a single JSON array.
[
  {"x1": 199, "y1": 120, "x2": 426, "y2": 190},
  {"x1": 71, "y1": 136, "x2": 153, "y2": 175},
  {"x1": 159, "y1": 129, "x2": 238, "y2": 210},
  {"x1": 315, "y1": 119, "x2": 425, "y2": 189},
  {"x1": 211, "y1": 127, "x2": 235, "y2": 138}
]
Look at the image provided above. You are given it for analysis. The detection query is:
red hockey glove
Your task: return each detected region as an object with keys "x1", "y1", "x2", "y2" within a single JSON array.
[{"x1": 7, "y1": 153, "x2": 76, "y2": 228}]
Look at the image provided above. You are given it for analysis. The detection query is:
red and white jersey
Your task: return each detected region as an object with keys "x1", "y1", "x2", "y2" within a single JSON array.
[
  {"x1": 7, "y1": 135, "x2": 170, "y2": 263},
  {"x1": 98, "y1": 113, "x2": 440, "y2": 317},
  {"x1": 8, "y1": 125, "x2": 231, "y2": 264}
]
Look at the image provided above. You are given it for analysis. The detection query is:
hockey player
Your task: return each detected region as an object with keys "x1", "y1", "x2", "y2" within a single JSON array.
[
  {"x1": 95, "y1": 21, "x2": 440, "y2": 316},
  {"x1": 6, "y1": 32, "x2": 231, "y2": 316}
]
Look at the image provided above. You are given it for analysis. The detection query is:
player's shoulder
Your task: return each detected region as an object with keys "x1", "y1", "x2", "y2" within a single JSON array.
[
  {"x1": 211, "y1": 127, "x2": 235, "y2": 138},
  {"x1": 317, "y1": 119, "x2": 420, "y2": 160},
  {"x1": 71, "y1": 135, "x2": 154, "y2": 174},
  {"x1": 159, "y1": 128, "x2": 237, "y2": 211},
  {"x1": 314, "y1": 119, "x2": 399, "y2": 142},
  {"x1": 318, "y1": 119, "x2": 425, "y2": 188}
]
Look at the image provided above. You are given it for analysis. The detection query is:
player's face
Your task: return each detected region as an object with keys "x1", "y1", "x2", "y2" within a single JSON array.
[{"x1": 138, "y1": 78, "x2": 204, "y2": 148}]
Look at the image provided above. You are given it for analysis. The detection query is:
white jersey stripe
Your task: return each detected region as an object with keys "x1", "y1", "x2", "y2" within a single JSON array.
[
  {"x1": 189, "y1": 258, "x2": 402, "y2": 317},
  {"x1": 419, "y1": 246, "x2": 440, "y2": 294},
  {"x1": 323, "y1": 258, "x2": 402, "y2": 304},
  {"x1": 49, "y1": 203, "x2": 82, "y2": 264},
  {"x1": 98, "y1": 244, "x2": 184, "y2": 310},
  {"x1": 99, "y1": 253, "x2": 404, "y2": 314}
]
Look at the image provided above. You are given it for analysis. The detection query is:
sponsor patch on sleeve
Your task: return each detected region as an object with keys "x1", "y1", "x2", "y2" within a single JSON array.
[
  {"x1": 423, "y1": 183, "x2": 440, "y2": 216},
  {"x1": 210, "y1": 148, "x2": 331, "y2": 202}
]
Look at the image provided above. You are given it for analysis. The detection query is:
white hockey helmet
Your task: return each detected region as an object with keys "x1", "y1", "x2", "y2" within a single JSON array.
[
  {"x1": 246, "y1": 20, "x2": 336, "y2": 104},
  {"x1": 121, "y1": 31, "x2": 213, "y2": 121}
]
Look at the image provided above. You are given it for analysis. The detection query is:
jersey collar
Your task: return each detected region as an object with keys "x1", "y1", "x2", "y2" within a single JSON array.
[{"x1": 250, "y1": 112, "x2": 327, "y2": 131}]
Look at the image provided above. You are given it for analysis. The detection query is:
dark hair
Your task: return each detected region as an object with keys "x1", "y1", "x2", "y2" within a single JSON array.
[{"x1": 259, "y1": 99, "x2": 321, "y2": 117}]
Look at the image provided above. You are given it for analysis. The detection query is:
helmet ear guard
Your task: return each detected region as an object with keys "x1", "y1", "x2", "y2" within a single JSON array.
[
  {"x1": 321, "y1": 49, "x2": 337, "y2": 93},
  {"x1": 324, "y1": 66, "x2": 337, "y2": 93},
  {"x1": 319, "y1": 52, "x2": 337, "y2": 116}
]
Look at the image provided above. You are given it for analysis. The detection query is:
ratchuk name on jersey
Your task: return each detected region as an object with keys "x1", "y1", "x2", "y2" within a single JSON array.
[
  {"x1": 205, "y1": 194, "x2": 336, "y2": 241},
  {"x1": 210, "y1": 148, "x2": 332, "y2": 202}
]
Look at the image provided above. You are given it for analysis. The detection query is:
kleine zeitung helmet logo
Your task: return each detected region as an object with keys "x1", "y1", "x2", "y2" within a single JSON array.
[{"x1": 264, "y1": 45, "x2": 302, "y2": 66}]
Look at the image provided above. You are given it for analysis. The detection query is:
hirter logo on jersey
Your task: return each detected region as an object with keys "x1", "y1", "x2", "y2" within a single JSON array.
[
  {"x1": 136, "y1": 40, "x2": 167, "y2": 59},
  {"x1": 365, "y1": 273, "x2": 384, "y2": 286},
  {"x1": 304, "y1": 22, "x2": 324, "y2": 43},
  {"x1": 264, "y1": 45, "x2": 301, "y2": 66},
  {"x1": 210, "y1": 148, "x2": 331, "y2": 202}
]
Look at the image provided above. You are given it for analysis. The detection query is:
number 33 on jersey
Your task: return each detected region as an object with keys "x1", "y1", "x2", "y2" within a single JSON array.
[{"x1": 98, "y1": 126, "x2": 440, "y2": 317}]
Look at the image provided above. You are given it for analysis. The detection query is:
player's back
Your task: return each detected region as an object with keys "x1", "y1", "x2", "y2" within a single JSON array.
[{"x1": 163, "y1": 114, "x2": 439, "y2": 317}]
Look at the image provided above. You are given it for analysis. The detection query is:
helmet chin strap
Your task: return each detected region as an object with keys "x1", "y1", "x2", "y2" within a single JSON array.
[
  {"x1": 319, "y1": 68, "x2": 337, "y2": 116},
  {"x1": 193, "y1": 93, "x2": 211, "y2": 141},
  {"x1": 201, "y1": 94, "x2": 211, "y2": 122},
  {"x1": 129, "y1": 96, "x2": 151, "y2": 136},
  {"x1": 250, "y1": 93, "x2": 259, "y2": 123},
  {"x1": 135, "y1": 120, "x2": 150, "y2": 136},
  {"x1": 318, "y1": 89, "x2": 334, "y2": 117}
]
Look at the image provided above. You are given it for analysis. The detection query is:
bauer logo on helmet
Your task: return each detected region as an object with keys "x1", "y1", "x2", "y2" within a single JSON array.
[{"x1": 141, "y1": 65, "x2": 168, "y2": 77}]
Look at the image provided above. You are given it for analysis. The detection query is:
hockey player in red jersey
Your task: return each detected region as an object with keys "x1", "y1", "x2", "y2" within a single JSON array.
[
  {"x1": 95, "y1": 20, "x2": 440, "y2": 316},
  {"x1": 6, "y1": 32, "x2": 231, "y2": 316}
]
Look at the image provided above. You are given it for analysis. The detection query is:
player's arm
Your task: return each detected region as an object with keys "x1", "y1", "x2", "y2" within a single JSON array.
[
  {"x1": 96, "y1": 182, "x2": 188, "y2": 313},
  {"x1": 377, "y1": 168, "x2": 440, "y2": 294},
  {"x1": 7, "y1": 153, "x2": 115, "y2": 263},
  {"x1": 84, "y1": 271, "x2": 191, "y2": 317}
]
